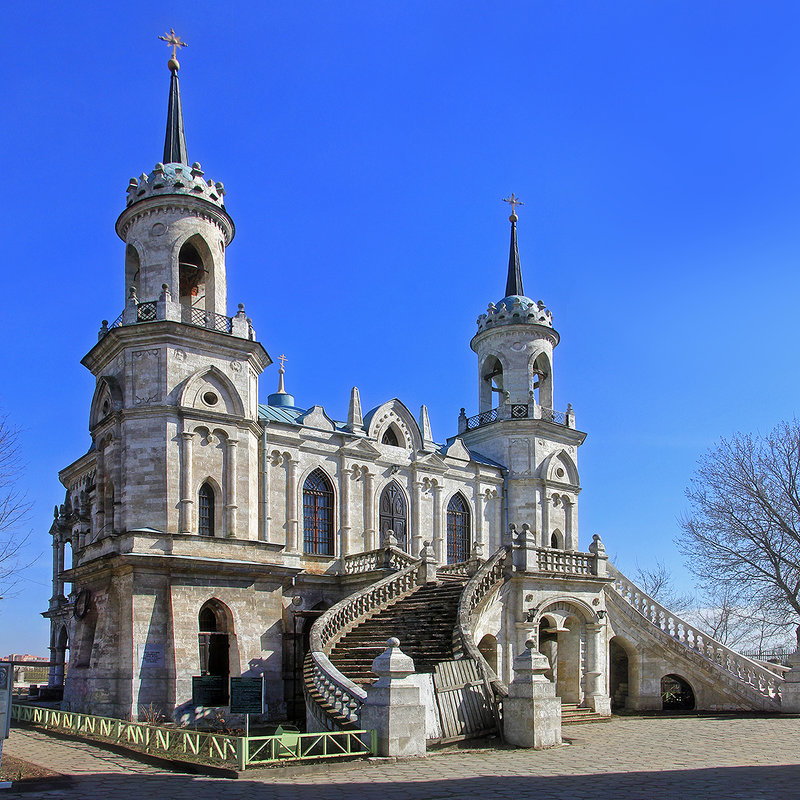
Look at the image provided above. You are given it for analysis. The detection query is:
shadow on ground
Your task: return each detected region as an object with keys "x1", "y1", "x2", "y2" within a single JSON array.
[{"x1": 4, "y1": 764, "x2": 800, "y2": 799}]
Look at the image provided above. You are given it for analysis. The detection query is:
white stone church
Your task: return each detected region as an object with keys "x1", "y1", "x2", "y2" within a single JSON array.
[{"x1": 43, "y1": 50, "x2": 787, "y2": 739}]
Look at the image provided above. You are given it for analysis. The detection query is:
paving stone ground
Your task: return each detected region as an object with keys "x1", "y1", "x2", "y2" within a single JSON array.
[{"x1": 4, "y1": 716, "x2": 800, "y2": 799}]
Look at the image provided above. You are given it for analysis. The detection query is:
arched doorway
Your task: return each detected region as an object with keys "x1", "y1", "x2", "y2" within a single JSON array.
[
  {"x1": 661, "y1": 674, "x2": 695, "y2": 711},
  {"x1": 52, "y1": 626, "x2": 69, "y2": 687},
  {"x1": 198, "y1": 600, "x2": 234, "y2": 703},
  {"x1": 609, "y1": 638, "x2": 629, "y2": 710},
  {"x1": 379, "y1": 481, "x2": 408, "y2": 551},
  {"x1": 478, "y1": 634, "x2": 498, "y2": 674}
]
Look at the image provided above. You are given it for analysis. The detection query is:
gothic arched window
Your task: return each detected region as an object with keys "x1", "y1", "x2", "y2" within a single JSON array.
[
  {"x1": 303, "y1": 469, "x2": 334, "y2": 556},
  {"x1": 379, "y1": 481, "x2": 408, "y2": 551},
  {"x1": 381, "y1": 426, "x2": 400, "y2": 447},
  {"x1": 199, "y1": 482, "x2": 215, "y2": 537},
  {"x1": 446, "y1": 493, "x2": 471, "y2": 564}
]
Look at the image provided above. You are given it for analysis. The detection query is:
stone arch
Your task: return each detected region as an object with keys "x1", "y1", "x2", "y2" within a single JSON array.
[
  {"x1": 478, "y1": 634, "x2": 498, "y2": 674},
  {"x1": 124, "y1": 239, "x2": 144, "y2": 299},
  {"x1": 364, "y1": 399, "x2": 422, "y2": 451},
  {"x1": 446, "y1": 491, "x2": 472, "y2": 563},
  {"x1": 89, "y1": 376, "x2": 123, "y2": 430},
  {"x1": 301, "y1": 466, "x2": 336, "y2": 556},
  {"x1": 480, "y1": 354, "x2": 506, "y2": 413},
  {"x1": 529, "y1": 350, "x2": 552, "y2": 408},
  {"x1": 179, "y1": 366, "x2": 245, "y2": 417},
  {"x1": 175, "y1": 232, "x2": 216, "y2": 312},
  {"x1": 198, "y1": 598, "x2": 240, "y2": 693},
  {"x1": 549, "y1": 528, "x2": 564, "y2": 549},
  {"x1": 661, "y1": 673, "x2": 696, "y2": 711},
  {"x1": 378, "y1": 479, "x2": 409, "y2": 550},
  {"x1": 609, "y1": 635, "x2": 640, "y2": 711},
  {"x1": 540, "y1": 449, "x2": 579, "y2": 487},
  {"x1": 531, "y1": 596, "x2": 600, "y2": 626}
]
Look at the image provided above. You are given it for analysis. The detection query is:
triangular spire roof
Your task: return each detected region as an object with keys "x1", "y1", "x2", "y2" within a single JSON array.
[
  {"x1": 505, "y1": 212, "x2": 524, "y2": 297},
  {"x1": 163, "y1": 68, "x2": 188, "y2": 165}
]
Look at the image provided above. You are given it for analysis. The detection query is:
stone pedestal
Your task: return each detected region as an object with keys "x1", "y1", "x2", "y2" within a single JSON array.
[
  {"x1": 781, "y1": 650, "x2": 800, "y2": 713},
  {"x1": 360, "y1": 638, "x2": 427, "y2": 758},
  {"x1": 504, "y1": 640, "x2": 562, "y2": 749},
  {"x1": 417, "y1": 541, "x2": 438, "y2": 585}
]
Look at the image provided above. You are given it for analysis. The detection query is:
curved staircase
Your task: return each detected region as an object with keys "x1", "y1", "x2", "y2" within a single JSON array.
[{"x1": 329, "y1": 576, "x2": 467, "y2": 684}]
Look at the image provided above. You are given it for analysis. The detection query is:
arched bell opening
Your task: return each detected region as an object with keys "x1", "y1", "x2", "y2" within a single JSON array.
[
  {"x1": 478, "y1": 634, "x2": 498, "y2": 674},
  {"x1": 661, "y1": 673, "x2": 695, "y2": 711},
  {"x1": 480, "y1": 356, "x2": 504, "y2": 413},
  {"x1": 125, "y1": 244, "x2": 141, "y2": 299},
  {"x1": 530, "y1": 352, "x2": 552, "y2": 409},
  {"x1": 178, "y1": 235, "x2": 215, "y2": 313}
]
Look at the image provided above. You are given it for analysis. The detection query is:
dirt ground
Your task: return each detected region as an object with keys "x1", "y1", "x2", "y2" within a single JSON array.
[{"x1": 0, "y1": 754, "x2": 62, "y2": 785}]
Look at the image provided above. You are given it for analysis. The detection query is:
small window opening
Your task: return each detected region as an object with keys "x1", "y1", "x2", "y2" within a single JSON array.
[
  {"x1": 382, "y1": 427, "x2": 400, "y2": 447},
  {"x1": 179, "y1": 241, "x2": 205, "y2": 307},
  {"x1": 551, "y1": 533, "x2": 559, "y2": 548},
  {"x1": 203, "y1": 391, "x2": 218, "y2": 407}
]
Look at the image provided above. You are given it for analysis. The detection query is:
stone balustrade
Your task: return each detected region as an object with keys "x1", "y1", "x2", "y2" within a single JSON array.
[
  {"x1": 341, "y1": 546, "x2": 418, "y2": 575},
  {"x1": 609, "y1": 564, "x2": 783, "y2": 702},
  {"x1": 454, "y1": 545, "x2": 511, "y2": 698},
  {"x1": 536, "y1": 547, "x2": 594, "y2": 576},
  {"x1": 306, "y1": 561, "x2": 421, "y2": 729}
]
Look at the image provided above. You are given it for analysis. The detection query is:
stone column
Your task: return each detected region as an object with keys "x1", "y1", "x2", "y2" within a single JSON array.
[
  {"x1": 540, "y1": 488, "x2": 550, "y2": 548},
  {"x1": 260, "y1": 435, "x2": 271, "y2": 542},
  {"x1": 475, "y1": 486, "x2": 485, "y2": 554},
  {"x1": 360, "y1": 638, "x2": 427, "y2": 757},
  {"x1": 504, "y1": 640, "x2": 562, "y2": 749},
  {"x1": 433, "y1": 483, "x2": 443, "y2": 563},
  {"x1": 287, "y1": 458, "x2": 299, "y2": 552},
  {"x1": 56, "y1": 538, "x2": 65, "y2": 598},
  {"x1": 340, "y1": 461, "x2": 351, "y2": 557},
  {"x1": 50, "y1": 539, "x2": 59, "y2": 600},
  {"x1": 95, "y1": 446, "x2": 106, "y2": 536},
  {"x1": 512, "y1": 523, "x2": 538, "y2": 573},
  {"x1": 179, "y1": 431, "x2": 194, "y2": 533},
  {"x1": 411, "y1": 478, "x2": 423, "y2": 557},
  {"x1": 363, "y1": 470, "x2": 375, "y2": 551},
  {"x1": 225, "y1": 438, "x2": 238, "y2": 537},
  {"x1": 417, "y1": 541, "x2": 437, "y2": 585},
  {"x1": 584, "y1": 623, "x2": 611, "y2": 716}
]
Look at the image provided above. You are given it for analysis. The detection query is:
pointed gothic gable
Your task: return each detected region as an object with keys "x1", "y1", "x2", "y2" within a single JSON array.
[
  {"x1": 539, "y1": 449, "x2": 580, "y2": 486},
  {"x1": 89, "y1": 376, "x2": 123, "y2": 430},
  {"x1": 296, "y1": 405, "x2": 336, "y2": 432},
  {"x1": 178, "y1": 366, "x2": 245, "y2": 417},
  {"x1": 341, "y1": 438, "x2": 382, "y2": 458},
  {"x1": 363, "y1": 398, "x2": 423, "y2": 451},
  {"x1": 415, "y1": 450, "x2": 449, "y2": 473}
]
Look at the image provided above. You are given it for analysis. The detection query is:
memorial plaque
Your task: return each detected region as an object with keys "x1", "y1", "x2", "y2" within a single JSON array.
[
  {"x1": 192, "y1": 675, "x2": 227, "y2": 706},
  {"x1": 229, "y1": 676, "x2": 264, "y2": 714}
]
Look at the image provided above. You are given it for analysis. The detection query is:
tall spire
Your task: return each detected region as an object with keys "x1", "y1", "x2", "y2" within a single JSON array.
[
  {"x1": 503, "y1": 194, "x2": 524, "y2": 297},
  {"x1": 159, "y1": 29, "x2": 189, "y2": 165}
]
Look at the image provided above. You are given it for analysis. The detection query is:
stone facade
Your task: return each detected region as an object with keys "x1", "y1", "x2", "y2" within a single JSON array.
[{"x1": 42, "y1": 63, "x2": 784, "y2": 734}]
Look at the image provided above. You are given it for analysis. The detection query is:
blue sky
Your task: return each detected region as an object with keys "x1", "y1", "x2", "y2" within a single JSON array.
[{"x1": 2, "y1": 1, "x2": 800, "y2": 655}]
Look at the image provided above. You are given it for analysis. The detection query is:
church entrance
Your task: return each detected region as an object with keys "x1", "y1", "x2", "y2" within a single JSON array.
[
  {"x1": 537, "y1": 605, "x2": 593, "y2": 706},
  {"x1": 379, "y1": 482, "x2": 408, "y2": 551},
  {"x1": 198, "y1": 600, "x2": 232, "y2": 704}
]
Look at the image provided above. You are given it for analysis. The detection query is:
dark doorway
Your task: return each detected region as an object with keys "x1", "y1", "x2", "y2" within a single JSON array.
[
  {"x1": 609, "y1": 638, "x2": 629, "y2": 710},
  {"x1": 284, "y1": 604, "x2": 327, "y2": 724},
  {"x1": 198, "y1": 601, "x2": 230, "y2": 703},
  {"x1": 661, "y1": 673, "x2": 695, "y2": 710},
  {"x1": 379, "y1": 482, "x2": 408, "y2": 551}
]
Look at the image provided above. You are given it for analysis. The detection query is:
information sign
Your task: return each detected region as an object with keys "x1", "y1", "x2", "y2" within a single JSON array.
[
  {"x1": 191, "y1": 674, "x2": 227, "y2": 707},
  {"x1": 229, "y1": 676, "x2": 265, "y2": 715}
]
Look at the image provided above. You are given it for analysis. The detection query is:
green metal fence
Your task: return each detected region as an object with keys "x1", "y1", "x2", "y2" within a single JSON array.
[{"x1": 11, "y1": 704, "x2": 376, "y2": 770}]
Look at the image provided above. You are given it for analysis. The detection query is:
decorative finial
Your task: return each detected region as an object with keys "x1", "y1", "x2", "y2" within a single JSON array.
[
  {"x1": 503, "y1": 193, "x2": 524, "y2": 223},
  {"x1": 276, "y1": 354, "x2": 287, "y2": 394},
  {"x1": 159, "y1": 28, "x2": 188, "y2": 72}
]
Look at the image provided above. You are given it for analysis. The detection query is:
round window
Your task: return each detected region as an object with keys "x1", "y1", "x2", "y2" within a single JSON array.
[
  {"x1": 556, "y1": 467, "x2": 565, "y2": 478},
  {"x1": 203, "y1": 391, "x2": 219, "y2": 407}
]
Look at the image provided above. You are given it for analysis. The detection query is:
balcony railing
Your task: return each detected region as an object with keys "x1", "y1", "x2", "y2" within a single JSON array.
[
  {"x1": 99, "y1": 299, "x2": 255, "y2": 341},
  {"x1": 461, "y1": 404, "x2": 573, "y2": 432}
]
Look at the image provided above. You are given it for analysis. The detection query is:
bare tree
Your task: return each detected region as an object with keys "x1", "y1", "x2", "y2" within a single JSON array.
[
  {"x1": 0, "y1": 415, "x2": 31, "y2": 595},
  {"x1": 681, "y1": 419, "x2": 800, "y2": 647},
  {"x1": 634, "y1": 559, "x2": 694, "y2": 614}
]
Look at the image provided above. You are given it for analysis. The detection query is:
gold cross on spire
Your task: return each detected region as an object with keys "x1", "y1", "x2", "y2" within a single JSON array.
[
  {"x1": 159, "y1": 28, "x2": 188, "y2": 70},
  {"x1": 278, "y1": 354, "x2": 288, "y2": 371},
  {"x1": 502, "y1": 193, "x2": 524, "y2": 217}
]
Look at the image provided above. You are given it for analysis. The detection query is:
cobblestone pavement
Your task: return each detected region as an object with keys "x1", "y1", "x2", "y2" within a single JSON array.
[{"x1": 4, "y1": 716, "x2": 800, "y2": 799}]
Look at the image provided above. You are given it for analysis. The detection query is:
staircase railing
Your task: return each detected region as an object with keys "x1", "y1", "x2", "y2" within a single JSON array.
[
  {"x1": 454, "y1": 545, "x2": 511, "y2": 699},
  {"x1": 341, "y1": 545, "x2": 417, "y2": 575},
  {"x1": 608, "y1": 564, "x2": 783, "y2": 704},
  {"x1": 306, "y1": 560, "x2": 421, "y2": 728}
]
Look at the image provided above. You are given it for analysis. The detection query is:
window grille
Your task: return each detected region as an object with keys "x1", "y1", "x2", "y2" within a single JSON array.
[
  {"x1": 446, "y1": 493, "x2": 471, "y2": 563},
  {"x1": 199, "y1": 483, "x2": 215, "y2": 537},
  {"x1": 303, "y1": 469, "x2": 334, "y2": 555}
]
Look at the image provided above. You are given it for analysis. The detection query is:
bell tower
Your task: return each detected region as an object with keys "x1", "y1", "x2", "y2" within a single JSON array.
[{"x1": 459, "y1": 198, "x2": 586, "y2": 550}]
